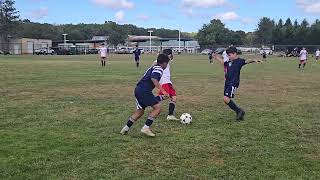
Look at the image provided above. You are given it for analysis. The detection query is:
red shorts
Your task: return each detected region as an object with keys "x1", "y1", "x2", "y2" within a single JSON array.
[
  {"x1": 159, "y1": 83, "x2": 176, "y2": 97},
  {"x1": 300, "y1": 60, "x2": 306, "y2": 63}
]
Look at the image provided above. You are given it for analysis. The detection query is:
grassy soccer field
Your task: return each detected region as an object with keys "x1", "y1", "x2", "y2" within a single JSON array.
[{"x1": 1, "y1": 54, "x2": 320, "y2": 179}]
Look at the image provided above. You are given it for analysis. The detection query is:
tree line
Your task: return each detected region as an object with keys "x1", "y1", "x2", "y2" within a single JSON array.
[{"x1": 197, "y1": 17, "x2": 320, "y2": 48}]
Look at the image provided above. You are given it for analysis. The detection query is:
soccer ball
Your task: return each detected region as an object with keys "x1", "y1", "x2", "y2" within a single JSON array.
[{"x1": 180, "y1": 113, "x2": 192, "y2": 124}]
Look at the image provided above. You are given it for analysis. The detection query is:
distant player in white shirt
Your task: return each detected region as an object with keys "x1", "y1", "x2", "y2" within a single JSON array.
[
  {"x1": 299, "y1": 47, "x2": 308, "y2": 69},
  {"x1": 99, "y1": 43, "x2": 108, "y2": 67},
  {"x1": 152, "y1": 49, "x2": 178, "y2": 120},
  {"x1": 316, "y1": 49, "x2": 320, "y2": 60},
  {"x1": 222, "y1": 50, "x2": 230, "y2": 74}
]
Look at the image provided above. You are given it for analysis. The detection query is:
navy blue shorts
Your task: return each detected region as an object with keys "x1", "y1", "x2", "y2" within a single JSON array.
[
  {"x1": 134, "y1": 87, "x2": 160, "y2": 110},
  {"x1": 135, "y1": 56, "x2": 140, "y2": 62},
  {"x1": 224, "y1": 85, "x2": 238, "y2": 98}
]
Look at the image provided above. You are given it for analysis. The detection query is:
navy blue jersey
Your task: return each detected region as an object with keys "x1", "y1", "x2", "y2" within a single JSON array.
[
  {"x1": 134, "y1": 49, "x2": 141, "y2": 57},
  {"x1": 225, "y1": 58, "x2": 246, "y2": 87},
  {"x1": 136, "y1": 65, "x2": 163, "y2": 92}
]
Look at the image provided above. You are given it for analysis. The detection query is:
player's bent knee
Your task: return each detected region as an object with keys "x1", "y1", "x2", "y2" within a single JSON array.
[
  {"x1": 171, "y1": 96, "x2": 177, "y2": 103},
  {"x1": 223, "y1": 96, "x2": 230, "y2": 104}
]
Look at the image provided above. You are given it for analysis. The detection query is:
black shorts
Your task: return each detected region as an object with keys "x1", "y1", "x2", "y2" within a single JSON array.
[
  {"x1": 134, "y1": 87, "x2": 160, "y2": 110},
  {"x1": 224, "y1": 85, "x2": 238, "y2": 98},
  {"x1": 135, "y1": 56, "x2": 140, "y2": 62}
]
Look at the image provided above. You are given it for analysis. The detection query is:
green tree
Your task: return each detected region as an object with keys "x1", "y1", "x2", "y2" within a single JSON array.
[
  {"x1": 255, "y1": 17, "x2": 274, "y2": 45},
  {"x1": 0, "y1": 0, "x2": 19, "y2": 52},
  {"x1": 196, "y1": 19, "x2": 236, "y2": 48}
]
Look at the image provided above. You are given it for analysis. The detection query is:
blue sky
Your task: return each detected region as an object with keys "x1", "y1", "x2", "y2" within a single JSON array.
[{"x1": 16, "y1": 0, "x2": 320, "y2": 32}]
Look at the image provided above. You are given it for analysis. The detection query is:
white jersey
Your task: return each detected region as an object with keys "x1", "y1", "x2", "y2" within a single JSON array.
[
  {"x1": 99, "y1": 47, "x2": 108, "y2": 57},
  {"x1": 316, "y1": 50, "x2": 320, "y2": 57},
  {"x1": 222, "y1": 51, "x2": 229, "y2": 63},
  {"x1": 159, "y1": 62, "x2": 172, "y2": 85},
  {"x1": 300, "y1": 50, "x2": 308, "y2": 60}
]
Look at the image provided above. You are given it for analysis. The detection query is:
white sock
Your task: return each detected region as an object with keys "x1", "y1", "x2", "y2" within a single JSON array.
[{"x1": 143, "y1": 125, "x2": 149, "y2": 129}]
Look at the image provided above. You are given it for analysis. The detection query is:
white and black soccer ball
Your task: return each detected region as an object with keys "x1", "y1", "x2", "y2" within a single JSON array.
[{"x1": 180, "y1": 113, "x2": 192, "y2": 124}]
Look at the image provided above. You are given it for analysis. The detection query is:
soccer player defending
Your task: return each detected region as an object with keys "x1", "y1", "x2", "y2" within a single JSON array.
[
  {"x1": 316, "y1": 49, "x2": 320, "y2": 61},
  {"x1": 120, "y1": 54, "x2": 170, "y2": 137},
  {"x1": 133, "y1": 45, "x2": 141, "y2": 68},
  {"x1": 99, "y1": 43, "x2": 108, "y2": 67},
  {"x1": 159, "y1": 49, "x2": 179, "y2": 120},
  {"x1": 214, "y1": 47, "x2": 261, "y2": 121},
  {"x1": 299, "y1": 47, "x2": 308, "y2": 69}
]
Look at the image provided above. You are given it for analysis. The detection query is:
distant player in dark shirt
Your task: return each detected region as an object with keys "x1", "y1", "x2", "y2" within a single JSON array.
[
  {"x1": 133, "y1": 45, "x2": 142, "y2": 67},
  {"x1": 120, "y1": 54, "x2": 170, "y2": 137},
  {"x1": 208, "y1": 51, "x2": 213, "y2": 64},
  {"x1": 214, "y1": 47, "x2": 261, "y2": 121},
  {"x1": 262, "y1": 50, "x2": 267, "y2": 61}
]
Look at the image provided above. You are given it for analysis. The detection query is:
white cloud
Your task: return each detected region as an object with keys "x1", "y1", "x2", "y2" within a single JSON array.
[
  {"x1": 297, "y1": 0, "x2": 320, "y2": 14},
  {"x1": 213, "y1": 11, "x2": 254, "y2": 25},
  {"x1": 182, "y1": 0, "x2": 226, "y2": 8},
  {"x1": 214, "y1": 11, "x2": 239, "y2": 21},
  {"x1": 115, "y1": 10, "x2": 125, "y2": 22},
  {"x1": 92, "y1": 0, "x2": 134, "y2": 9},
  {"x1": 183, "y1": 8, "x2": 197, "y2": 17},
  {"x1": 27, "y1": 7, "x2": 49, "y2": 19},
  {"x1": 137, "y1": 14, "x2": 150, "y2": 21}
]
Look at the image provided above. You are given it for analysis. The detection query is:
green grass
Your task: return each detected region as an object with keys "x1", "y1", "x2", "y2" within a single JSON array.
[{"x1": 0, "y1": 54, "x2": 320, "y2": 179}]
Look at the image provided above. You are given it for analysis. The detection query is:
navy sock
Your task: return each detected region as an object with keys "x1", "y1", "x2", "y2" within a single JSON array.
[
  {"x1": 303, "y1": 63, "x2": 306, "y2": 68},
  {"x1": 126, "y1": 117, "x2": 135, "y2": 128},
  {"x1": 299, "y1": 64, "x2": 301, "y2": 69},
  {"x1": 145, "y1": 116, "x2": 155, "y2": 127},
  {"x1": 101, "y1": 61, "x2": 104, "y2": 66},
  {"x1": 169, "y1": 102, "x2": 175, "y2": 115},
  {"x1": 228, "y1": 100, "x2": 240, "y2": 113}
]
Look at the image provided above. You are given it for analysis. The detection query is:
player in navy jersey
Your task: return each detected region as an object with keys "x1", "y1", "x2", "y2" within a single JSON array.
[
  {"x1": 214, "y1": 47, "x2": 261, "y2": 121},
  {"x1": 120, "y1": 54, "x2": 170, "y2": 137},
  {"x1": 133, "y1": 45, "x2": 141, "y2": 67}
]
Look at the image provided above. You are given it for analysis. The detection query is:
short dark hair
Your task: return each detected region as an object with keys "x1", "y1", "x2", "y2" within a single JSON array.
[
  {"x1": 162, "y1": 49, "x2": 173, "y2": 55},
  {"x1": 101, "y1": 43, "x2": 105, "y2": 46},
  {"x1": 226, "y1": 47, "x2": 238, "y2": 54},
  {"x1": 157, "y1": 53, "x2": 170, "y2": 64}
]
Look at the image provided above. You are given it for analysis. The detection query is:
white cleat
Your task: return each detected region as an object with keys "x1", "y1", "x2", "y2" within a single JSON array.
[
  {"x1": 120, "y1": 126, "x2": 130, "y2": 135},
  {"x1": 167, "y1": 115, "x2": 179, "y2": 121},
  {"x1": 141, "y1": 127, "x2": 156, "y2": 137}
]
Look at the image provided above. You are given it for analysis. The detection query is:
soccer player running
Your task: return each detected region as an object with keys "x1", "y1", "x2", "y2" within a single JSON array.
[
  {"x1": 316, "y1": 49, "x2": 320, "y2": 61},
  {"x1": 120, "y1": 54, "x2": 170, "y2": 137},
  {"x1": 209, "y1": 51, "x2": 213, "y2": 64},
  {"x1": 133, "y1": 45, "x2": 141, "y2": 68},
  {"x1": 214, "y1": 47, "x2": 261, "y2": 121},
  {"x1": 299, "y1": 47, "x2": 308, "y2": 69},
  {"x1": 99, "y1": 43, "x2": 108, "y2": 67}
]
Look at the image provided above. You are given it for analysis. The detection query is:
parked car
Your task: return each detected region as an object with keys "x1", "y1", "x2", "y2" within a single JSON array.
[
  {"x1": 0, "y1": 50, "x2": 3, "y2": 54},
  {"x1": 260, "y1": 48, "x2": 273, "y2": 55},
  {"x1": 87, "y1": 48, "x2": 99, "y2": 54},
  {"x1": 214, "y1": 48, "x2": 242, "y2": 55},
  {"x1": 201, "y1": 49, "x2": 212, "y2": 55},
  {"x1": 34, "y1": 47, "x2": 55, "y2": 55},
  {"x1": 116, "y1": 47, "x2": 133, "y2": 54}
]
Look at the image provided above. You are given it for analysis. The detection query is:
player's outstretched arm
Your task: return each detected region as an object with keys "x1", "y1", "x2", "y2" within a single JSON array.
[
  {"x1": 245, "y1": 59, "x2": 262, "y2": 64},
  {"x1": 213, "y1": 54, "x2": 224, "y2": 65}
]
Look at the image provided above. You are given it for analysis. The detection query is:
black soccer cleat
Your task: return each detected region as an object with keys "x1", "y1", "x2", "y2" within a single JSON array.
[{"x1": 236, "y1": 109, "x2": 246, "y2": 121}]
